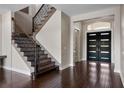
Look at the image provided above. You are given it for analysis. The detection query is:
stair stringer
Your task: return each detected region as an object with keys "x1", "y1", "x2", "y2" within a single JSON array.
[{"x1": 12, "y1": 40, "x2": 34, "y2": 74}]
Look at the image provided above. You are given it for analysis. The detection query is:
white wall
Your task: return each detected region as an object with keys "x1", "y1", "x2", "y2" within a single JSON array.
[
  {"x1": 12, "y1": 45, "x2": 31, "y2": 75},
  {"x1": 1, "y1": 11, "x2": 12, "y2": 69},
  {"x1": 120, "y1": 5, "x2": 124, "y2": 86},
  {"x1": 0, "y1": 11, "x2": 31, "y2": 75},
  {"x1": 0, "y1": 15, "x2": 2, "y2": 55},
  {"x1": 70, "y1": 6, "x2": 121, "y2": 72},
  {"x1": 29, "y1": 4, "x2": 42, "y2": 17},
  {"x1": 61, "y1": 12, "x2": 70, "y2": 69},
  {"x1": 36, "y1": 10, "x2": 61, "y2": 64}
]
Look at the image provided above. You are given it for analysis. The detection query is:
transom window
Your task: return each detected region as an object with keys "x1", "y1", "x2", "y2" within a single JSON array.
[{"x1": 87, "y1": 22, "x2": 111, "y2": 31}]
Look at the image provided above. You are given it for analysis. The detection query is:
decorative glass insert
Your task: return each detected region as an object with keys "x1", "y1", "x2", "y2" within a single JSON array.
[{"x1": 87, "y1": 22, "x2": 111, "y2": 31}]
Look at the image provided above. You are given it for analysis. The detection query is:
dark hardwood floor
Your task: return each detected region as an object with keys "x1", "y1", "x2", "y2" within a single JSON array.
[{"x1": 0, "y1": 61, "x2": 123, "y2": 88}]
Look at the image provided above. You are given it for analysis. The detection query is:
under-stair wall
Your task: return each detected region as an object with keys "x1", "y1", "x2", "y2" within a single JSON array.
[{"x1": 12, "y1": 45, "x2": 32, "y2": 75}]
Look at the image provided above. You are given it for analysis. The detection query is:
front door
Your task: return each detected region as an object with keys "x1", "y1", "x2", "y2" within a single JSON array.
[{"x1": 87, "y1": 31, "x2": 111, "y2": 62}]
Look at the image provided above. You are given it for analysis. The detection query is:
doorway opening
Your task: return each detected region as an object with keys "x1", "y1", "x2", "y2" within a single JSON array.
[
  {"x1": 73, "y1": 16, "x2": 113, "y2": 63},
  {"x1": 73, "y1": 29, "x2": 81, "y2": 62}
]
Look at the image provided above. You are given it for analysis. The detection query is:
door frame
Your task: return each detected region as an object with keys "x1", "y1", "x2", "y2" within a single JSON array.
[{"x1": 87, "y1": 30, "x2": 112, "y2": 62}]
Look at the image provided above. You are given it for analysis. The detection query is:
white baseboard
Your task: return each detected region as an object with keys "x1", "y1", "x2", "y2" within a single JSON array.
[
  {"x1": 69, "y1": 63, "x2": 74, "y2": 67},
  {"x1": 59, "y1": 64, "x2": 71, "y2": 70},
  {"x1": 2, "y1": 66, "x2": 31, "y2": 76},
  {"x1": 114, "y1": 69, "x2": 120, "y2": 73}
]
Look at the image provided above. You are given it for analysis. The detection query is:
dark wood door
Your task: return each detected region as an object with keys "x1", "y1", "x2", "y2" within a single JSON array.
[{"x1": 87, "y1": 31, "x2": 111, "y2": 62}]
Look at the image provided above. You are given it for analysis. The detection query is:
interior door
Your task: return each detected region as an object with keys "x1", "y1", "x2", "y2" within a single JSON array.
[{"x1": 87, "y1": 31, "x2": 111, "y2": 62}]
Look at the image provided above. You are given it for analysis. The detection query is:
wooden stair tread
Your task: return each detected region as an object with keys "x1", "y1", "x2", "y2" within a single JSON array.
[
  {"x1": 24, "y1": 51, "x2": 44, "y2": 56},
  {"x1": 27, "y1": 55, "x2": 48, "y2": 61},
  {"x1": 36, "y1": 65, "x2": 59, "y2": 75}
]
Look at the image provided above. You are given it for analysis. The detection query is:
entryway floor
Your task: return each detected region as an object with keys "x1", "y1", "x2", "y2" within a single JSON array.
[{"x1": 0, "y1": 61, "x2": 123, "y2": 88}]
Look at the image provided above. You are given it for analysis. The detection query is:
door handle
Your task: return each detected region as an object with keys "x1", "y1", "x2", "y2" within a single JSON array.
[
  {"x1": 96, "y1": 47, "x2": 100, "y2": 52},
  {"x1": 96, "y1": 47, "x2": 99, "y2": 51},
  {"x1": 99, "y1": 48, "x2": 100, "y2": 52}
]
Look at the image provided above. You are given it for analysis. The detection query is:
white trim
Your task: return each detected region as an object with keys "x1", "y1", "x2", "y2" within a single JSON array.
[
  {"x1": 59, "y1": 64, "x2": 74, "y2": 70},
  {"x1": 85, "y1": 29, "x2": 112, "y2": 33},
  {"x1": 69, "y1": 63, "x2": 74, "y2": 67},
  {"x1": 114, "y1": 69, "x2": 120, "y2": 73},
  {"x1": 2, "y1": 66, "x2": 31, "y2": 76},
  {"x1": 59, "y1": 65, "x2": 70, "y2": 70}
]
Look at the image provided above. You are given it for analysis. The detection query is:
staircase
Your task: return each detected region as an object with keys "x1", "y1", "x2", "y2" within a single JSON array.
[
  {"x1": 33, "y1": 4, "x2": 56, "y2": 34},
  {"x1": 12, "y1": 4, "x2": 59, "y2": 78}
]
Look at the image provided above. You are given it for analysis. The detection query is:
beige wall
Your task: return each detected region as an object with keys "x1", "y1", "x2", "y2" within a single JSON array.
[
  {"x1": 120, "y1": 5, "x2": 124, "y2": 86},
  {"x1": 36, "y1": 10, "x2": 71, "y2": 70},
  {"x1": 61, "y1": 12, "x2": 70, "y2": 69},
  {"x1": 0, "y1": 15, "x2": 2, "y2": 55}
]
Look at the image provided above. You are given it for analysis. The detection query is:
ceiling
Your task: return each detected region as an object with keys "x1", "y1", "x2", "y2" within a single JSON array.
[
  {"x1": 0, "y1": 4, "x2": 119, "y2": 16},
  {"x1": 0, "y1": 4, "x2": 29, "y2": 14},
  {"x1": 52, "y1": 4, "x2": 119, "y2": 16}
]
